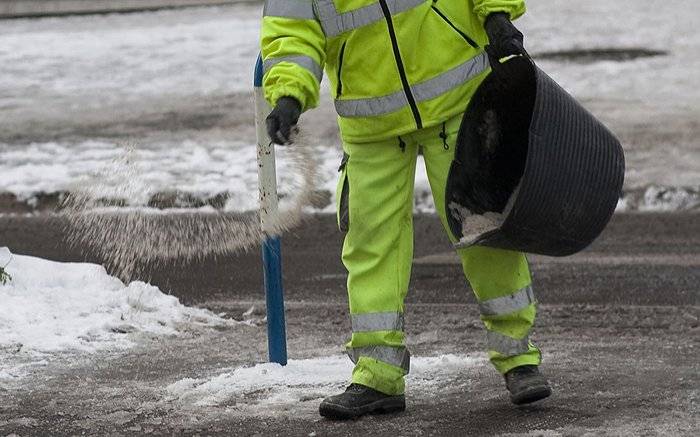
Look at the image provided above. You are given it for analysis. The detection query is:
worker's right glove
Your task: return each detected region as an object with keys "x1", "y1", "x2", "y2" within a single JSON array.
[{"x1": 266, "y1": 96, "x2": 301, "y2": 145}]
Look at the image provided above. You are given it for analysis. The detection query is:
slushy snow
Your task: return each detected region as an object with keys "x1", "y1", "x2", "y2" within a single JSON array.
[
  {"x1": 166, "y1": 353, "x2": 487, "y2": 409},
  {"x1": 0, "y1": 0, "x2": 698, "y2": 213},
  {"x1": 0, "y1": 140, "x2": 340, "y2": 213},
  {"x1": 0, "y1": 247, "x2": 234, "y2": 377}
]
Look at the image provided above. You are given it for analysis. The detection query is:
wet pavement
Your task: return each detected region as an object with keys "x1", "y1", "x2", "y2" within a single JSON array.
[{"x1": 0, "y1": 212, "x2": 698, "y2": 435}]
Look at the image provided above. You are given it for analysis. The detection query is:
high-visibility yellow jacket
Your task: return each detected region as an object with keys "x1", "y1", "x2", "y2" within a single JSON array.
[{"x1": 261, "y1": 0, "x2": 526, "y2": 143}]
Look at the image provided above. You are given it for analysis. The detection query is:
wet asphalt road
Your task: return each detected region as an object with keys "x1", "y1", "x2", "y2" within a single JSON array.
[
  {"x1": 0, "y1": 212, "x2": 697, "y2": 307},
  {"x1": 0, "y1": 212, "x2": 698, "y2": 436}
]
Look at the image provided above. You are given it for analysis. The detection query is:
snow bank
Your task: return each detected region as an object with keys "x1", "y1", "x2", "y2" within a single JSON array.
[
  {"x1": 1, "y1": 140, "x2": 697, "y2": 215},
  {"x1": 0, "y1": 140, "x2": 342, "y2": 213},
  {"x1": 616, "y1": 185, "x2": 700, "y2": 212},
  {"x1": 0, "y1": 141, "x2": 438, "y2": 214},
  {"x1": 166, "y1": 353, "x2": 486, "y2": 408},
  {"x1": 0, "y1": 247, "x2": 233, "y2": 357}
]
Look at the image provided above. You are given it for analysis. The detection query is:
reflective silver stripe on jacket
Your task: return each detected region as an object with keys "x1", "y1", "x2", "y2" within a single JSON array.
[
  {"x1": 263, "y1": 55, "x2": 324, "y2": 83},
  {"x1": 411, "y1": 51, "x2": 489, "y2": 102},
  {"x1": 315, "y1": 0, "x2": 426, "y2": 37},
  {"x1": 486, "y1": 331, "x2": 530, "y2": 357},
  {"x1": 264, "y1": 0, "x2": 316, "y2": 19},
  {"x1": 351, "y1": 312, "x2": 404, "y2": 332},
  {"x1": 335, "y1": 90, "x2": 407, "y2": 118},
  {"x1": 479, "y1": 286, "x2": 536, "y2": 316},
  {"x1": 348, "y1": 345, "x2": 410, "y2": 372},
  {"x1": 334, "y1": 51, "x2": 489, "y2": 117}
]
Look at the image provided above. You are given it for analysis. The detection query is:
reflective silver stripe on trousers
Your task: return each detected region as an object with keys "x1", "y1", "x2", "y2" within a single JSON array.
[
  {"x1": 263, "y1": 55, "x2": 323, "y2": 83},
  {"x1": 315, "y1": 0, "x2": 426, "y2": 37},
  {"x1": 479, "y1": 286, "x2": 536, "y2": 316},
  {"x1": 486, "y1": 331, "x2": 530, "y2": 357},
  {"x1": 351, "y1": 312, "x2": 404, "y2": 332},
  {"x1": 334, "y1": 52, "x2": 489, "y2": 117},
  {"x1": 348, "y1": 345, "x2": 410, "y2": 372},
  {"x1": 263, "y1": 0, "x2": 316, "y2": 19}
]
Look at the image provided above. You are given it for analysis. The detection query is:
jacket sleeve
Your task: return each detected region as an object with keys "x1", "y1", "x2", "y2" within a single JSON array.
[
  {"x1": 261, "y1": 0, "x2": 326, "y2": 112},
  {"x1": 472, "y1": 0, "x2": 526, "y2": 23}
]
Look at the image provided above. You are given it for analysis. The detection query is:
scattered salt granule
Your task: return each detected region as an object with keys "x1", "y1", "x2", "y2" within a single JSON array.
[{"x1": 61, "y1": 132, "x2": 322, "y2": 280}]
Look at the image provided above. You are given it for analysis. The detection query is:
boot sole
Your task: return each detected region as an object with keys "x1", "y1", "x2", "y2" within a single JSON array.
[
  {"x1": 511, "y1": 384, "x2": 552, "y2": 405},
  {"x1": 319, "y1": 397, "x2": 406, "y2": 420}
]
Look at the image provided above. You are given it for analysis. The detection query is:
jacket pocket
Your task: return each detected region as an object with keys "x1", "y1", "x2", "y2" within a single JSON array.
[
  {"x1": 336, "y1": 41, "x2": 347, "y2": 98},
  {"x1": 336, "y1": 153, "x2": 350, "y2": 233},
  {"x1": 430, "y1": 4, "x2": 479, "y2": 49}
]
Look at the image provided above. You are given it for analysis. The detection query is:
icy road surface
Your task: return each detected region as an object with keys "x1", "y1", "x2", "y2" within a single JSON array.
[{"x1": 0, "y1": 0, "x2": 699, "y2": 212}]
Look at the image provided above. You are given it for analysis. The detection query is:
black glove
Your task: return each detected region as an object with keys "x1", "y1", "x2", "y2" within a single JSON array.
[
  {"x1": 484, "y1": 12, "x2": 526, "y2": 63},
  {"x1": 266, "y1": 96, "x2": 301, "y2": 145}
]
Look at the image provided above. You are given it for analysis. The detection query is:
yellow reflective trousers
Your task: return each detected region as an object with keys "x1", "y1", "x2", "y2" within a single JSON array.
[{"x1": 338, "y1": 114, "x2": 541, "y2": 395}]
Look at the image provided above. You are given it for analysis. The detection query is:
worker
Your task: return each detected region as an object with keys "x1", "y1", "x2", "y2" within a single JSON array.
[{"x1": 261, "y1": 0, "x2": 551, "y2": 420}]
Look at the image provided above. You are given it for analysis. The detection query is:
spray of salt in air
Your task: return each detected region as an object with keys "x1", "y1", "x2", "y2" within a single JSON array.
[{"x1": 61, "y1": 134, "x2": 322, "y2": 281}]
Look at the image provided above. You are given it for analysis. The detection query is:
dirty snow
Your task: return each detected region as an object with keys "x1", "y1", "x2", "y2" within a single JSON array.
[
  {"x1": 0, "y1": 139, "x2": 340, "y2": 212},
  {"x1": 0, "y1": 0, "x2": 698, "y2": 213},
  {"x1": 0, "y1": 247, "x2": 234, "y2": 378},
  {"x1": 0, "y1": 4, "x2": 261, "y2": 108},
  {"x1": 635, "y1": 186, "x2": 700, "y2": 212},
  {"x1": 519, "y1": 1, "x2": 700, "y2": 111},
  {"x1": 1, "y1": 1, "x2": 697, "y2": 120},
  {"x1": 166, "y1": 353, "x2": 487, "y2": 409}
]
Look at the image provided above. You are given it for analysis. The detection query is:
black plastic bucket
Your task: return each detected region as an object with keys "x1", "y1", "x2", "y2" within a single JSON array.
[{"x1": 445, "y1": 56, "x2": 625, "y2": 256}]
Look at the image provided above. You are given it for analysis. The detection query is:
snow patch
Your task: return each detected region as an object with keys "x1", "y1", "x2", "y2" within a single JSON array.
[
  {"x1": 4, "y1": 137, "x2": 698, "y2": 214},
  {"x1": 166, "y1": 353, "x2": 486, "y2": 409},
  {"x1": 0, "y1": 248, "x2": 235, "y2": 367},
  {"x1": 639, "y1": 185, "x2": 700, "y2": 212},
  {"x1": 617, "y1": 185, "x2": 700, "y2": 212},
  {"x1": 1, "y1": 2, "x2": 698, "y2": 214},
  {"x1": 0, "y1": 140, "x2": 342, "y2": 213}
]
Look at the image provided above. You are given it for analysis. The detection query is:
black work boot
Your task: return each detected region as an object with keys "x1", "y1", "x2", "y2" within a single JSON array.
[
  {"x1": 504, "y1": 365, "x2": 552, "y2": 405},
  {"x1": 319, "y1": 383, "x2": 406, "y2": 420}
]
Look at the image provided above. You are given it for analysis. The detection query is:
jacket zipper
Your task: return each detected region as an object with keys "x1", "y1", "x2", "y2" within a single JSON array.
[
  {"x1": 336, "y1": 41, "x2": 347, "y2": 97},
  {"x1": 378, "y1": 0, "x2": 422, "y2": 130},
  {"x1": 431, "y1": 4, "x2": 479, "y2": 48}
]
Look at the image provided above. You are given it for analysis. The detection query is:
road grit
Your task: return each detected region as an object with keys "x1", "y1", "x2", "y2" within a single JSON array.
[{"x1": 1, "y1": 301, "x2": 697, "y2": 436}]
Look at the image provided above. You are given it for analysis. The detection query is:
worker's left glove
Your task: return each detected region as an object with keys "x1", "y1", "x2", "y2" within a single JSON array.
[
  {"x1": 484, "y1": 12, "x2": 526, "y2": 64},
  {"x1": 266, "y1": 96, "x2": 301, "y2": 145}
]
